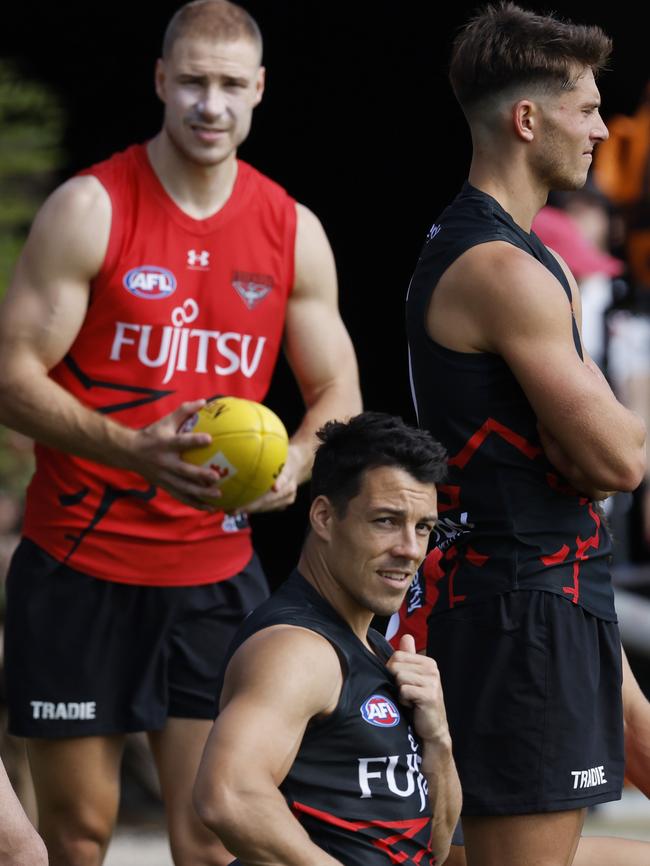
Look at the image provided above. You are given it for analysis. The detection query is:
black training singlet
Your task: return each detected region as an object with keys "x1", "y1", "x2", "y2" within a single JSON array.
[
  {"x1": 406, "y1": 182, "x2": 615, "y2": 621},
  {"x1": 219, "y1": 572, "x2": 436, "y2": 865}
]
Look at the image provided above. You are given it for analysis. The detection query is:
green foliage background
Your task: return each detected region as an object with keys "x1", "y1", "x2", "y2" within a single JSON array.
[{"x1": 0, "y1": 60, "x2": 65, "y2": 499}]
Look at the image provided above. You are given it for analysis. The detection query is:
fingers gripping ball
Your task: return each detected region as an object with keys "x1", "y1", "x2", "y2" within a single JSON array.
[{"x1": 181, "y1": 397, "x2": 288, "y2": 511}]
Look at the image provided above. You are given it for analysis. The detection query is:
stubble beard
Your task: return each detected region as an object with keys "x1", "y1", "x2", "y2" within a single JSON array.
[
  {"x1": 166, "y1": 119, "x2": 235, "y2": 169},
  {"x1": 533, "y1": 127, "x2": 588, "y2": 193}
]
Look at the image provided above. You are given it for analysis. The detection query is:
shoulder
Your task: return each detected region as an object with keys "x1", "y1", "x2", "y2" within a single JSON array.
[
  {"x1": 544, "y1": 244, "x2": 580, "y2": 293},
  {"x1": 222, "y1": 623, "x2": 343, "y2": 715},
  {"x1": 294, "y1": 203, "x2": 332, "y2": 255},
  {"x1": 230, "y1": 623, "x2": 342, "y2": 675},
  {"x1": 37, "y1": 175, "x2": 110, "y2": 223},
  {"x1": 295, "y1": 202, "x2": 325, "y2": 231},
  {"x1": 437, "y1": 240, "x2": 576, "y2": 354},
  {"x1": 290, "y1": 204, "x2": 336, "y2": 297},
  {"x1": 22, "y1": 175, "x2": 111, "y2": 276},
  {"x1": 450, "y1": 240, "x2": 572, "y2": 309}
]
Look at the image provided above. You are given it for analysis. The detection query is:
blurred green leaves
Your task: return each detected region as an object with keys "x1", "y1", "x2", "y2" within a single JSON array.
[
  {"x1": 0, "y1": 59, "x2": 65, "y2": 298},
  {"x1": 0, "y1": 61, "x2": 65, "y2": 502}
]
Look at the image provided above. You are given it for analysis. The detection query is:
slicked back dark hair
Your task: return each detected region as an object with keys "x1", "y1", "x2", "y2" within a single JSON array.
[
  {"x1": 450, "y1": 2, "x2": 611, "y2": 112},
  {"x1": 310, "y1": 412, "x2": 447, "y2": 516},
  {"x1": 162, "y1": 0, "x2": 262, "y2": 61}
]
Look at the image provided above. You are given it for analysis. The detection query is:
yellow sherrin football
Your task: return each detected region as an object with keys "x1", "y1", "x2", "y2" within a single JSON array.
[{"x1": 181, "y1": 396, "x2": 288, "y2": 511}]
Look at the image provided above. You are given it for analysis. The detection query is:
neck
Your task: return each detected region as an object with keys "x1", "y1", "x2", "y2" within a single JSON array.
[
  {"x1": 468, "y1": 150, "x2": 548, "y2": 233},
  {"x1": 147, "y1": 131, "x2": 238, "y2": 219},
  {"x1": 298, "y1": 545, "x2": 375, "y2": 648}
]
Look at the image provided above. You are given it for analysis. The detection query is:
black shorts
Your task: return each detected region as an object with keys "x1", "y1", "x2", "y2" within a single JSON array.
[
  {"x1": 427, "y1": 590, "x2": 624, "y2": 815},
  {"x1": 4, "y1": 538, "x2": 269, "y2": 737}
]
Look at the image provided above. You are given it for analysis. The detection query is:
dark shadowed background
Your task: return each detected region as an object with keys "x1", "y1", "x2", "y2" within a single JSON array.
[{"x1": 1, "y1": 0, "x2": 647, "y2": 584}]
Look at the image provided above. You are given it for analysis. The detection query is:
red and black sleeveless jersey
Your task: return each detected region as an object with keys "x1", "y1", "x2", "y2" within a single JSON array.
[
  {"x1": 22, "y1": 143, "x2": 296, "y2": 586},
  {"x1": 404, "y1": 182, "x2": 615, "y2": 627},
  {"x1": 219, "y1": 572, "x2": 436, "y2": 865}
]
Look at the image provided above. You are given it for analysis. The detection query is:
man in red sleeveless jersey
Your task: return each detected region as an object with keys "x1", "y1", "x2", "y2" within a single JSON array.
[{"x1": 0, "y1": 2, "x2": 361, "y2": 864}]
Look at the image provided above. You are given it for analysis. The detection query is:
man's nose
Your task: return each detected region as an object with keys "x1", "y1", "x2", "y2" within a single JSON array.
[{"x1": 198, "y1": 85, "x2": 227, "y2": 118}]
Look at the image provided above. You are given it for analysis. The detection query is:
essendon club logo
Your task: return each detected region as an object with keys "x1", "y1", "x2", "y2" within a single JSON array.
[
  {"x1": 360, "y1": 695, "x2": 400, "y2": 727},
  {"x1": 232, "y1": 271, "x2": 273, "y2": 310}
]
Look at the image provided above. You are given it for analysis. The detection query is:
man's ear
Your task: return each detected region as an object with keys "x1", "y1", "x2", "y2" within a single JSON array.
[
  {"x1": 309, "y1": 495, "x2": 335, "y2": 542},
  {"x1": 154, "y1": 57, "x2": 166, "y2": 103},
  {"x1": 253, "y1": 66, "x2": 265, "y2": 107},
  {"x1": 513, "y1": 98, "x2": 536, "y2": 142}
]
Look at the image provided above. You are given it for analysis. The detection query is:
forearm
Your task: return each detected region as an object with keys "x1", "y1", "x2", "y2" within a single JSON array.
[
  {"x1": 0, "y1": 359, "x2": 136, "y2": 469},
  {"x1": 573, "y1": 361, "x2": 647, "y2": 490},
  {"x1": 290, "y1": 370, "x2": 362, "y2": 484},
  {"x1": 197, "y1": 786, "x2": 343, "y2": 866},
  {"x1": 421, "y1": 738, "x2": 463, "y2": 863},
  {"x1": 538, "y1": 404, "x2": 645, "y2": 497}
]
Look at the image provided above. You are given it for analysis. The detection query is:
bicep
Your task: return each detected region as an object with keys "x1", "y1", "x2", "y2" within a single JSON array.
[
  {"x1": 203, "y1": 626, "x2": 343, "y2": 787},
  {"x1": 0, "y1": 176, "x2": 110, "y2": 372},
  {"x1": 209, "y1": 690, "x2": 308, "y2": 789},
  {"x1": 285, "y1": 204, "x2": 358, "y2": 397},
  {"x1": 481, "y1": 253, "x2": 600, "y2": 434}
]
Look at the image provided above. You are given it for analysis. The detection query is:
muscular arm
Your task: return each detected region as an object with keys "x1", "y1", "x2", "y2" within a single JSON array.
[
  {"x1": 429, "y1": 242, "x2": 646, "y2": 494},
  {"x1": 245, "y1": 204, "x2": 361, "y2": 512},
  {"x1": 0, "y1": 177, "x2": 223, "y2": 509},
  {"x1": 193, "y1": 626, "x2": 345, "y2": 866},
  {"x1": 387, "y1": 635, "x2": 462, "y2": 863}
]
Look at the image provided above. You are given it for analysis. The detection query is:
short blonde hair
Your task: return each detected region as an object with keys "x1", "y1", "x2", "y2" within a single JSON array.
[{"x1": 162, "y1": 0, "x2": 262, "y2": 61}]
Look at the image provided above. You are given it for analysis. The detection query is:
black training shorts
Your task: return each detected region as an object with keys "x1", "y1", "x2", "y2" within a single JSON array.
[
  {"x1": 427, "y1": 589, "x2": 624, "y2": 815},
  {"x1": 4, "y1": 538, "x2": 269, "y2": 737}
]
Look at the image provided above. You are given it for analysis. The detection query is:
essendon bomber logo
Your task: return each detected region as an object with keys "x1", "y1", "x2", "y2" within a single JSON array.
[
  {"x1": 232, "y1": 271, "x2": 273, "y2": 310},
  {"x1": 360, "y1": 695, "x2": 400, "y2": 727},
  {"x1": 123, "y1": 266, "x2": 177, "y2": 299}
]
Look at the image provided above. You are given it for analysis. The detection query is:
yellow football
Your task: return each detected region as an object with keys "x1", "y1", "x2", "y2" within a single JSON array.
[{"x1": 181, "y1": 397, "x2": 288, "y2": 511}]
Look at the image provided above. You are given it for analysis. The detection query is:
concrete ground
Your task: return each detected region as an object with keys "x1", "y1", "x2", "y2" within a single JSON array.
[
  {"x1": 105, "y1": 829, "x2": 173, "y2": 866},
  {"x1": 103, "y1": 787, "x2": 650, "y2": 865}
]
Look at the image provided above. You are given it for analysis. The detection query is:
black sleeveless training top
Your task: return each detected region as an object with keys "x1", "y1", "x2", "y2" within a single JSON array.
[
  {"x1": 406, "y1": 182, "x2": 615, "y2": 621},
  {"x1": 219, "y1": 571, "x2": 436, "y2": 865}
]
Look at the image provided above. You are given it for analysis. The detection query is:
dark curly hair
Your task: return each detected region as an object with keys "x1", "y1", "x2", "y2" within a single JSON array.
[{"x1": 310, "y1": 412, "x2": 447, "y2": 515}]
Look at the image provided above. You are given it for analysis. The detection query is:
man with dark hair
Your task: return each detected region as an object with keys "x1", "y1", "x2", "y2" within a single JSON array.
[
  {"x1": 403, "y1": 3, "x2": 647, "y2": 866},
  {"x1": 193, "y1": 412, "x2": 461, "y2": 866},
  {"x1": 0, "y1": 0, "x2": 360, "y2": 864}
]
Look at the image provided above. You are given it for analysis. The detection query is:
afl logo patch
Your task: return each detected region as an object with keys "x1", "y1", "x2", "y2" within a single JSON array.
[
  {"x1": 123, "y1": 266, "x2": 177, "y2": 299},
  {"x1": 360, "y1": 695, "x2": 400, "y2": 727}
]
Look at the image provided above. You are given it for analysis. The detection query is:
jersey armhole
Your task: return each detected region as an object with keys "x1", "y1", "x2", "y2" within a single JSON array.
[
  {"x1": 297, "y1": 624, "x2": 351, "y2": 728},
  {"x1": 284, "y1": 198, "x2": 298, "y2": 297},
  {"x1": 95, "y1": 177, "x2": 125, "y2": 282},
  {"x1": 77, "y1": 167, "x2": 127, "y2": 296}
]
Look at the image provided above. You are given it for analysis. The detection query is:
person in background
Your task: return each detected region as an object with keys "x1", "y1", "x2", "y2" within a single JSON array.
[{"x1": 404, "y1": 3, "x2": 646, "y2": 865}]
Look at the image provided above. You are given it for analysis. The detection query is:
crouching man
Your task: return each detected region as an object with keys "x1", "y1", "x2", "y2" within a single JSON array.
[{"x1": 193, "y1": 411, "x2": 462, "y2": 865}]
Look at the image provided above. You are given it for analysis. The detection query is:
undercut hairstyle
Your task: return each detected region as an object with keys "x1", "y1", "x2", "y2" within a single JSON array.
[
  {"x1": 162, "y1": 0, "x2": 263, "y2": 61},
  {"x1": 311, "y1": 412, "x2": 447, "y2": 516},
  {"x1": 450, "y1": 2, "x2": 611, "y2": 114}
]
